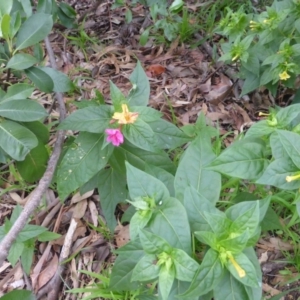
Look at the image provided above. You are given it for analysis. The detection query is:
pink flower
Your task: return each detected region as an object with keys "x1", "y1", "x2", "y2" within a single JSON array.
[{"x1": 105, "y1": 128, "x2": 124, "y2": 146}]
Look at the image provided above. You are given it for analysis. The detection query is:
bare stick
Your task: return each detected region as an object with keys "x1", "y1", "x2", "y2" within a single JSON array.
[{"x1": 0, "y1": 37, "x2": 67, "y2": 266}]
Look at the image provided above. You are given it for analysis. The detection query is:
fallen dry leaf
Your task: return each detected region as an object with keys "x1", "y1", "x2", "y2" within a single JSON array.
[
  {"x1": 147, "y1": 64, "x2": 166, "y2": 76},
  {"x1": 37, "y1": 254, "x2": 59, "y2": 291},
  {"x1": 115, "y1": 223, "x2": 130, "y2": 247}
]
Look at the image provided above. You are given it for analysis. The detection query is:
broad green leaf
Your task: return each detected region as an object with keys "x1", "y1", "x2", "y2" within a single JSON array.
[
  {"x1": 38, "y1": 66, "x2": 73, "y2": 92},
  {"x1": 271, "y1": 130, "x2": 300, "y2": 168},
  {"x1": 256, "y1": 157, "x2": 300, "y2": 190},
  {"x1": 214, "y1": 270, "x2": 249, "y2": 300},
  {"x1": 57, "y1": 133, "x2": 113, "y2": 199},
  {"x1": 276, "y1": 104, "x2": 300, "y2": 127},
  {"x1": 0, "y1": 290, "x2": 35, "y2": 300},
  {"x1": 261, "y1": 207, "x2": 282, "y2": 231},
  {"x1": 10, "y1": 204, "x2": 22, "y2": 223},
  {"x1": 139, "y1": 27, "x2": 150, "y2": 46},
  {"x1": 139, "y1": 230, "x2": 172, "y2": 254},
  {"x1": 110, "y1": 241, "x2": 144, "y2": 291},
  {"x1": 131, "y1": 254, "x2": 160, "y2": 282},
  {"x1": 20, "y1": 0, "x2": 32, "y2": 17},
  {"x1": 128, "y1": 61, "x2": 150, "y2": 106},
  {"x1": 37, "y1": 231, "x2": 61, "y2": 242},
  {"x1": 0, "y1": 120, "x2": 38, "y2": 160},
  {"x1": 228, "y1": 201, "x2": 260, "y2": 237},
  {"x1": 97, "y1": 168, "x2": 128, "y2": 232},
  {"x1": 208, "y1": 138, "x2": 268, "y2": 180},
  {"x1": 0, "y1": 99, "x2": 47, "y2": 121},
  {"x1": 114, "y1": 141, "x2": 176, "y2": 174},
  {"x1": 245, "y1": 120, "x2": 275, "y2": 139},
  {"x1": 181, "y1": 248, "x2": 224, "y2": 298},
  {"x1": 226, "y1": 252, "x2": 259, "y2": 288},
  {"x1": 59, "y1": 2, "x2": 76, "y2": 18},
  {"x1": 219, "y1": 230, "x2": 250, "y2": 254},
  {"x1": 172, "y1": 248, "x2": 199, "y2": 281},
  {"x1": 37, "y1": 0, "x2": 56, "y2": 14},
  {"x1": 145, "y1": 164, "x2": 175, "y2": 196},
  {"x1": 130, "y1": 209, "x2": 152, "y2": 240},
  {"x1": 15, "y1": 13, "x2": 53, "y2": 51},
  {"x1": 184, "y1": 186, "x2": 223, "y2": 232},
  {"x1": 175, "y1": 133, "x2": 221, "y2": 202},
  {"x1": 25, "y1": 67, "x2": 54, "y2": 93},
  {"x1": 202, "y1": 211, "x2": 232, "y2": 236},
  {"x1": 10, "y1": 11, "x2": 21, "y2": 38},
  {"x1": 169, "y1": 280, "x2": 209, "y2": 300},
  {"x1": 8, "y1": 242, "x2": 24, "y2": 266},
  {"x1": 240, "y1": 71, "x2": 260, "y2": 96},
  {"x1": 123, "y1": 119, "x2": 160, "y2": 152},
  {"x1": 21, "y1": 244, "x2": 34, "y2": 274},
  {"x1": 59, "y1": 105, "x2": 112, "y2": 133},
  {"x1": 131, "y1": 106, "x2": 162, "y2": 122},
  {"x1": 1, "y1": 14, "x2": 11, "y2": 39},
  {"x1": 1, "y1": 83, "x2": 34, "y2": 102},
  {"x1": 126, "y1": 162, "x2": 169, "y2": 202},
  {"x1": 16, "y1": 141, "x2": 49, "y2": 182},
  {"x1": 148, "y1": 197, "x2": 191, "y2": 255},
  {"x1": 6, "y1": 53, "x2": 38, "y2": 70},
  {"x1": 194, "y1": 231, "x2": 219, "y2": 250},
  {"x1": 0, "y1": 1, "x2": 13, "y2": 15},
  {"x1": 158, "y1": 264, "x2": 175, "y2": 300},
  {"x1": 148, "y1": 118, "x2": 190, "y2": 149},
  {"x1": 20, "y1": 121, "x2": 49, "y2": 144},
  {"x1": 57, "y1": 7, "x2": 75, "y2": 29},
  {"x1": 110, "y1": 81, "x2": 127, "y2": 111},
  {"x1": 18, "y1": 224, "x2": 47, "y2": 241}
]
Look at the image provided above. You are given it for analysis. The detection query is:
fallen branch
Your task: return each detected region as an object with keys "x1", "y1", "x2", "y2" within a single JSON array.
[{"x1": 0, "y1": 36, "x2": 67, "y2": 266}]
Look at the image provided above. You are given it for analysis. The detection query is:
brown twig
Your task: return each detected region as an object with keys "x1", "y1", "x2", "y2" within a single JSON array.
[{"x1": 0, "y1": 36, "x2": 66, "y2": 266}]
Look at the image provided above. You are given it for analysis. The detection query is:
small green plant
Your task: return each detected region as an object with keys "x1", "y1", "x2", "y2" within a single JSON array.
[
  {"x1": 0, "y1": 204, "x2": 60, "y2": 274},
  {"x1": 216, "y1": 0, "x2": 300, "y2": 95}
]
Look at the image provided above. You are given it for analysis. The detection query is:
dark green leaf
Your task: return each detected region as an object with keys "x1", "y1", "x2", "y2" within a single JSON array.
[
  {"x1": 15, "y1": 13, "x2": 53, "y2": 50},
  {"x1": 1, "y1": 83, "x2": 34, "y2": 102},
  {"x1": 0, "y1": 290, "x2": 36, "y2": 300},
  {"x1": 131, "y1": 254, "x2": 160, "y2": 282},
  {"x1": 20, "y1": 121, "x2": 49, "y2": 144},
  {"x1": 8, "y1": 242, "x2": 24, "y2": 266},
  {"x1": 21, "y1": 244, "x2": 34, "y2": 274},
  {"x1": 25, "y1": 67, "x2": 54, "y2": 93},
  {"x1": 37, "y1": 231, "x2": 61, "y2": 242},
  {"x1": 0, "y1": 119, "x2": 38, "y2": 160},
  {"x1": 139, "y1": 230, "x2": 171, "y2": 254},
  {"x1": 245, "y1": 120, "x2": 275, "y2": 139},
  {"x1": 110, "y1": 81, "x2": 127, "y2": 111},
  {"x1": 18, "y1": 224, "x2": 47, "y2": 241}
]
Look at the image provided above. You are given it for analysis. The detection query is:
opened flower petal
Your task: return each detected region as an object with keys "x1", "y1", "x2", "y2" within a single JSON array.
[
  {"x1": 112, "y1": 104, "x2": 138, "y2": 124},
  {"x1": 279, "y1": 71, "x2": 290, "y2": 81},
  {"x1": 105, "y1": 128, "x2": 124, "y2": 146}
]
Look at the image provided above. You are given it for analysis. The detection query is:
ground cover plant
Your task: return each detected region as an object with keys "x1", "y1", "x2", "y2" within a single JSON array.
[{"x1": 1, "y1": 0, "x2": 300, "y2": 299}]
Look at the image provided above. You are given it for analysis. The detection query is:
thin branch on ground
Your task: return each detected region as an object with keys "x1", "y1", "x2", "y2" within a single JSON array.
[{"x1": 0, "y1": 36, "x2": 67, "y2": 267}]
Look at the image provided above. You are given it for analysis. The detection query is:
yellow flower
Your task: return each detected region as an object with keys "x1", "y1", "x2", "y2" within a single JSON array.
[
  {"x1": 286, "y1": 174, "x2": 300, "y2": 182},
  {"x1": 232, "y1": 54, "x2": 239, "y2": 61},
  {"x1": 112, "y1": 104, "x2": 138, "y2": 124},
  {"x1": 228, "y1": 254, "x2": 246, "y2": 278},
  {"x1": 279, "y1": 71, "x2": 290, "y2": 81}
]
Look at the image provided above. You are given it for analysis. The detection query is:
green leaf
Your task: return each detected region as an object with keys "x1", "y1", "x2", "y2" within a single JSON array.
[
  {"x1": 20, "y1": 121, "x2": 49, "y2": 144},
  {"x1": 1, "y1": 83, "x2": 34, "y2": 102},
  {"x1": 226, "y1": 252, "x2": 259, "y2": 288},
  {"x1": 184, "y1": 186, "x2": 224, "y2": 232},
  {"x1": 208, "y1": 138, "x2": 268, "y2": 180},
  {"x1": 172, "y1": 248, "x2": 199, "y2": 281},
  {"x1": 181, "y1": 248, "x2": 224, "y2": 298},
  {"x1": 202, "y1": 211, "x2": 232, "y2": 236},
  {"x1": 114, "y1": 141, "x2": 176, "y2": 174},
  {"x1": 37, "y1": 231, "x2": 61, "y2": 242},
  {"x1": 38, "y1": 66, "x2": 73, "y2": 92},
  {"x1": 8, "y1": 242, "x2": 24, "y2": 266},
  {"x1": 21, "y1": 244, "x2": 34, "y2": 274},
  {"x1": 16, "y1": 140, "x2": 49, "y2": 182},
  {"x1": 123, "y1": 119, "x2": 160, "y2": 152},
  {"x1": 0, "y1": 290, "x2": 35, "y2": 300},
  {"x1": 139, "y1": 28, "x2": 150, "y2": 46},
  {"x1": 59, "y1": 2, "x2": 76, "y2": 18},
  {"x1": 219, "y1": 230, "x2": 250, "y2": 254},
  {"x1": 0, "y1": 0, "x2": 13, "y2": 15},
  {"x1": 97, "y1": 168, "x2": 128, "y2": 232},
  {"x1": 15, "y1": 13, "x2": 53, "y2": 51},
  {"x1": 175, "y1": 133, "x2": 221, "y2": 202},
  {"x1": 131, "y1": 254, "x2": 160, "y2": 282},
  {"x1": 110, "y1": 81, "x2": 127, "y2": 111},
  {"x1": 276, "y1": 104, "x2": 300, "y2": 127},
  {"x1": 1, "y1": 14, "x2": 11, "y2": 40},
  {"x1": 256, "y1": 157, "x2": 300, "y2": 190},
  {"x1": 261, "y1": 207, "x2": 282, "y2": 231},
  {"x1": 10, "y1": 11, "x2": 21, "y2": 39},
  {"x1": 148, "y1": 118, "x2": 190, "y2": 149},
  {"x1": 145, "y1": 164, "x2": 175, "y2": 196},
  {"x1": 194, "y1": 231, "x2": 219, "y2": 250},
  {"x1": 126, "y1": 162, "x2": 169, "y2": 203},
  {"x1": 131, "y1": 106, "x2": 162, "y2": 122},
  {"x1": 59, "y1": 105, "x2": 112, "y2": 133},
  {"x1": 148, "y1": 197, "x2": 192, "y2": 255},
  {"x1": 0, "y1": 99, "x2": 47, "y2": 121},
  {"x1": 227, "y1": 201, "x2": 260, "y2": 237},
  {"x1": 271, "y1": 130, "x2": 300, "y2": 168},
  {"x1": 214, "y1": 270, "x2": 249, "y2": 300},
  {"x1": 240, "y1": 72, "x2": 260, "y2": 96},
  {"x1": 57, "y1": 133, "x2": 113, "y2": 199},
  {"x1": 25, "y1": 67, "x2": 54, "y2": 93},
  {"x1": 130, "y1": 209, "x2": 152, "y2": 240},
  {"x1": 139, "y1": 229, "x2": 172, "y2": 254},
  {"x1": 20, "y1": 0, "x2": 32, "y2": 17},
  {"x1": 110, "y1": 241, "x2": 144, "y2": 291},
  {"x1": 0, "y1": 119, "x2": 38, "y2": 160},
  {"x1": 245, "y1": 120, "x2": 275, "y2": 139},
  {"x1": 18, "y1": 224, "x2": 47, "y2": 241},
  {"x1": 158, "y1": 264, "x2": 175, "y2": 300},
  {"x1": 128, "y1": 61, "x2": 150, "y2": 106}
]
